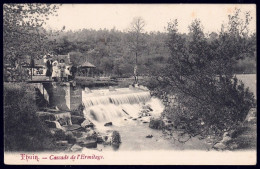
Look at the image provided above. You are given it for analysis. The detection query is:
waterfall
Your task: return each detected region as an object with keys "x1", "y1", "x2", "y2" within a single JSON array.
[
  {"x1": 82, "y1": 88, "x2": 164, "y2": 128},
  {"x1": 82, "y1": 90, "x2": 151, "y2": 107}
]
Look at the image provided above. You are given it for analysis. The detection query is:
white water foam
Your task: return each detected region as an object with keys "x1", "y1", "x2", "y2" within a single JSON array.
[{"x1": 82, "y1": 88, "x2": 164, "y2": 130}]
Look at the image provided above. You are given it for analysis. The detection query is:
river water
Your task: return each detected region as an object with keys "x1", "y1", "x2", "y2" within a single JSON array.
[{"x1": 81, "y1": 87, "x2": 210, "y2": 151}]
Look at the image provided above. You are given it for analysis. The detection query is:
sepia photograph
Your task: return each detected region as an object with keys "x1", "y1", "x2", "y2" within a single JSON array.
[{"x1": 3, "y1": 3, "x2": 257, "y2": 165}]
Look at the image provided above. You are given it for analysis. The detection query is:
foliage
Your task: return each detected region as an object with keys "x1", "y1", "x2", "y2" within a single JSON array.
[
  {"x1": 153, "y1": 9, "x2": 256, "y2": 141},
  {"x1": 4, "y1": 83, "x2": 56, "y2": 151},
  {"x1": 3, "y1": 4, "x2": 61, "y2": 81}
]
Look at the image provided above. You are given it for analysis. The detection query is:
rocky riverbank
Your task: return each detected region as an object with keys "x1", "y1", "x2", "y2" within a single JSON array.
[
  {"x1": 36, "y1": 109, "x2": 121, "y2": 152},
  {"x1": 149, "y1": 90, "x2": 257, "y2": 151}
]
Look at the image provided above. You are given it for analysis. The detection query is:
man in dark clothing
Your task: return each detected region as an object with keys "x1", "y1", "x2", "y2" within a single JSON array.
[
  {"x1": 70, "y1": 65, "x2": 77, "y2": 80},
  {"x1": 45, "y1": 55, "x2": 52, "y2": 80}
]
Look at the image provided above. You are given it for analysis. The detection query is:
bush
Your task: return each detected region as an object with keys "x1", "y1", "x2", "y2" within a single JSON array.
[
  {"x1": 4, "y1": 82, "x2": 57, "y2": 151},
  {"x1": 163, "y1": 77, "x2": 255, "y2": 139}
]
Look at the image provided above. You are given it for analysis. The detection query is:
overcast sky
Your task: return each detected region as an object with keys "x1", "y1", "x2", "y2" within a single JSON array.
[{"x1": 45, "y1": 4, "x2": 256, "y2": 34}]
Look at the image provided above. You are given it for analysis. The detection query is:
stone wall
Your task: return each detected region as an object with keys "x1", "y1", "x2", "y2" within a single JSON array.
[{"x1": 43, "y1": 82, "x2": 82, "y2": 111}]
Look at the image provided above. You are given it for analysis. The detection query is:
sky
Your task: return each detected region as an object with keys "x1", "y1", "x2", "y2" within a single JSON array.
[{"x1": 45, "y1": 4, "x2": 256, "y2": 34}]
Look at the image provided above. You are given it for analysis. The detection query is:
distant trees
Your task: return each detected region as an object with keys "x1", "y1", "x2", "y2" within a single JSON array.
[
  {"x1": 151, "y1": 9, "x2": 256, "y2": 141},
  {"x1": 6, "y1": 9, "x2": 252, "y2": 79}
]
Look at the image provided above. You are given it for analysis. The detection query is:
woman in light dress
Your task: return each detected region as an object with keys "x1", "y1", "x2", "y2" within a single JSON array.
[{"x1": 52, "y1": 60, "x2": 60, "y2": 82}]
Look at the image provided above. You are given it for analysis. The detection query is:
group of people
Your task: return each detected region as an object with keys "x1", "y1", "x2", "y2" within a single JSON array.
[{"x1": 44, "y1": 55, "x2": 77, "y2": 82}]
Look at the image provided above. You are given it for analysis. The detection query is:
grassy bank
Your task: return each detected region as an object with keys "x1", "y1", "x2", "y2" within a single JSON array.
[{"x1": 4, "y1": 82, "x2": 57, "y2": 151}]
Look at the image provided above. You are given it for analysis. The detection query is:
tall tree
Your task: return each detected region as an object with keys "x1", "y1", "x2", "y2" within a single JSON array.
[
  {"x1": 127, "y1": 17, "x2": 146, "y2": 83},
  {"x1": 151, "y1": 9, "x2": 256, "y2": 142}
]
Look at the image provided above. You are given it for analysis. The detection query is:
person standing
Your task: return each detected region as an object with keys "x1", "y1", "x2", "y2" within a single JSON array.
[
  {"x1": 70, "y1": 64, "x2": 77, "y2": 80},
  {"x1": 59, "y1": 59, "x2": 66, "y2": 82},
  {"x1": 51, "y1": 60, "x2": 60, "y2": 82},
  {"x1": 134, "y1": 65, "x2": 138, "y2": 84},
  {"x1": 45, "y1": 55, "x2": 53, "y2": 80}
]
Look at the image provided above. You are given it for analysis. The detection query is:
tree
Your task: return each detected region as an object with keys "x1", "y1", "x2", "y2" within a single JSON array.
[
  {"x1": 152, "y1": 9, "x2": 256, "y2": 143},
  {"x1": 3, "y1": 4, "x2": 60, "y2": 81},
  {"x1": 127, "y1": 17, "x2": 146, "y2": 83},
  {"x1": 69, "y1": 51, "x2": 86, "y2": 66}
]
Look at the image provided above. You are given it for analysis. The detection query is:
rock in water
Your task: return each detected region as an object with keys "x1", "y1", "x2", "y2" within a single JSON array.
[
  {"x1": 111, "y1": 131, "x2": 121, "y2": 145},
  {"x1": 149, "y1": 118, "x2": 165, "y2": 129},
  {"x1": 97, "y1": 135, "x2": 104, "y2": 143},
  {"x1": 104, "y1": 122, "x2": 113, "y2": 126},
  {"x1": 146, "y1": 135, "x2": 153, "y2": 138}
]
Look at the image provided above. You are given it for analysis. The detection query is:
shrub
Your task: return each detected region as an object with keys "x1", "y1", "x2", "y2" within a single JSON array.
[
  {"x1": 163, "y1": 77, "x2": 255, "y2": 140},
  {"x1": 4, "y1": 82, "x2": 57, "y2": 151}
]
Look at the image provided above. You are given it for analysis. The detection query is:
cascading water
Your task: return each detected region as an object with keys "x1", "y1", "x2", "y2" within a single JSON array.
[{"x1": 82, "y1": 88, "x2": 164, "y2": 129}]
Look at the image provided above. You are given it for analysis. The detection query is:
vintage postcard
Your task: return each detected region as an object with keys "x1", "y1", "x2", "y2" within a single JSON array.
[{"x1": 3, "y1": 4, "x2": 256, "y2": 165}]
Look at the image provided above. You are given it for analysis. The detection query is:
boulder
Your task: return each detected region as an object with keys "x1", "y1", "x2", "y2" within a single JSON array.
[
  {"x1": 149, "y1": 118, "x2": 165, "y2": 129},
  {"x1": 103, "y1": 131, "x2": 121, "y2": 145},
  {"x1": 81, "y1": 119, "x2": 94, "y2": 128},
  {"x1": 77, "y1": 138, "x2": 97, "y2": 148},
  {"x1": 70, "y1": 144, "x2": 83, "y2": 152},
  {"x1": 146, "y1": 135, "x2": 153, "y2": 138},
  {"x1": 104, "y1": 122, "x2": 113, "y2": 126},
  {"x1": 97, "y1": 135, "x2": 104, "y2": 143},
  {"x1": 71, "y1": 115, "x2": 85, "y2": 125}
]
